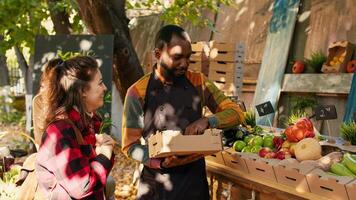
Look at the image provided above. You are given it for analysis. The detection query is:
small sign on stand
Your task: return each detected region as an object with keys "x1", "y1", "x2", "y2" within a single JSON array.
[
  {"x1": 314, "y1": 105, "x2": 337, "y2": 138},
  {"x1": 255, "y1": 101, "x2": 275, "y2": 129}
]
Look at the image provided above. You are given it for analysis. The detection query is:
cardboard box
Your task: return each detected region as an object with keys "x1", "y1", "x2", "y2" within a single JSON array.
[
  {"x1": 222, "y1": 148, "x2": 249, "y2": 173},
  {"x1": 273, "y1": 161, "x2": 316, "y2": 193},
  {"x1": 148, "y1": 129, "x2": 223, "y2": 158},
  {"x1": 205, "y1": 151, "x2": 225, "y2": 165},
  {"x1": 243, "y1": 153, "x2": 279, "y2": 182},
  {"x1": 321, "y1": 40, "x2": 354, "y2": 73},
  {"x1": 306, "y1": 168, "x2": 354, "y2": 200},
  {"x1": 346, "y1": 179, "x2": 356, "y2": 200}
]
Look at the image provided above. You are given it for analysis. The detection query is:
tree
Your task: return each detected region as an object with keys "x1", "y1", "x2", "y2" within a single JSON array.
[{"x1": 0, "y1": 0, "x2": 232, "y2": 98}]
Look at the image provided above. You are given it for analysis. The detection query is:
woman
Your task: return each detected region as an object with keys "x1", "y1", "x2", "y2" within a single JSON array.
[{"x1": 35, "y1": 56, "x2": 116, "y2": 199}]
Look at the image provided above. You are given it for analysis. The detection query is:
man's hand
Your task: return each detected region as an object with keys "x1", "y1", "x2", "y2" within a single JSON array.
[
  {"x1": 161, "y1": 154, "x2": 203, "y2": 168},
  {"x1": 184, "y1": 117, "x2": 209, "y2": 135}
]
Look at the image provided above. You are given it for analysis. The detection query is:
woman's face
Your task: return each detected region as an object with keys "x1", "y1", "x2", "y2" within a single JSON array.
[{"x1": 83, "y1": 69, "x2": 107, "y2": 113}]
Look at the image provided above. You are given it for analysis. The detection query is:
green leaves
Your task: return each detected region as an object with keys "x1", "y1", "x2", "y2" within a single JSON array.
[
  {"x1": 126, "y1": 0, "x2": 233, "y2": 29},
  {"x1": 340, "y1": 121, "x2": 356, "y2": 145}
]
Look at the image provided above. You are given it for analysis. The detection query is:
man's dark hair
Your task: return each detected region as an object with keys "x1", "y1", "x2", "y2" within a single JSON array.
[{"x1": 154, "y1": 25, "x2": 189, "y2": 50}]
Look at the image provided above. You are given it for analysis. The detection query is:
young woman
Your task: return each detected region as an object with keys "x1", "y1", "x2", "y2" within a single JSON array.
[{"x1": 35, "y1": 56, "x2": 116, "y2": 199}]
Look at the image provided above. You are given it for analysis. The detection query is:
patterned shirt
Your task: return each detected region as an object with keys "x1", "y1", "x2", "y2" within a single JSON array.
[
  {"x1": 36, "y1": 108, "x2": 114, "y2": 200},
  {"x1": 122, "y1": 70, "x2": 245, "y2": 166}
]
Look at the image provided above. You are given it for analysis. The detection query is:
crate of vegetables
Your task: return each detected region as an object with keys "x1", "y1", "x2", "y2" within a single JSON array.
[
  {"x1": 304, "y1": 152, "x2": 356, "y2": 200},
  {"x1": 306, "y1": 168, "x2": 354, "y2": 200},
  {"x1": 221, "y1": 148, "x2": 249, "y2": 173}
]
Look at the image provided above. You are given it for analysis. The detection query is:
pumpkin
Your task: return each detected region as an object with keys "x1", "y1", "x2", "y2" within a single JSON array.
[
  {"x1": 285, "y1": 118, "x2": 314, "y2": 142},
  {"x1": 295, "y1": 138, "x2": 322, "y2": 161}
]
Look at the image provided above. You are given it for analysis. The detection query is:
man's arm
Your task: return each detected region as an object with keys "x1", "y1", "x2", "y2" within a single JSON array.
[
  {"x1": 121, "y1": 87, "x2": 161, "y2": 169},
  {"x1": 202, "y1": 75, "x2": 245, "y2": 129}
]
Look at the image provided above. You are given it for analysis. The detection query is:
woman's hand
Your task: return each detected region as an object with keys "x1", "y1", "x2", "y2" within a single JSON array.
[{"x1": 95, "y1": 134, "x2": 116, "y2": 146}]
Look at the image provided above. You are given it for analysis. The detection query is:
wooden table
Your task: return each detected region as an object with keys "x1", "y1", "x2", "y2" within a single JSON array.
[{"x1": 206, "y1": 160, "x2": 331, "y2": 200}]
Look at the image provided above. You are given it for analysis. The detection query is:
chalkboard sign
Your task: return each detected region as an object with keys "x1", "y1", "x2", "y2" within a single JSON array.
[
  {"x1": 315, "y1": 105, "x2": 337, "y2": 120},
  {"x1": 255, "y1": 101, "x2": 274, "y2": 117}
]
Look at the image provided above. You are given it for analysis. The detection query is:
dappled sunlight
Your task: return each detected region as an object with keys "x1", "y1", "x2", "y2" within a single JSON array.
[
  {"x1": 298, "y1": 11, "x2": 310, "y2": 22},
  {"x1": 136, "y1": 182, "x2": 150, "y2": 198},
  {"x1": 130, "y1": 146, "x2": 145, "y2": 162},
  {"x1": 155, "y1": 173, "x2": 173, "y2": 191},
  {"x1": 79, "y1": 39, "x2": 93, "y2": 51},
  {"x1": 235, "y1": 6, "x2": 248, "y2": 21},
  {"x1": 96, "y1": 58, "x2": 103, "y2": 68},
  {"x1": 249, "y1": 21, "x2": 256, "y2": 31}
]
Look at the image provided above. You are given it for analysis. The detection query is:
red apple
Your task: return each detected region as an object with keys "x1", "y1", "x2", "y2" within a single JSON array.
[
  {"x1": 276, "y1": 150, "x2": 292, "y2": 160},
  {"x1": 273, "y1": 136, "x2": 284, "y2": 150},
  {"x1": 258, "y1": 147, "x2": 272, "y2": 158},
  {"x1": 265, "y1": 152, "x2": 277, "y2": 159},
  {"x1": 292, "y1": 61, "x2": 305, "y2": 74},
  {"x1": 346, "y1": 60, "x2": 356, "y2": 73}
]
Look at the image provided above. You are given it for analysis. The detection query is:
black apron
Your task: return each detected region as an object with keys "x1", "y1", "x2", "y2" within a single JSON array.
[{"x1": 137, "y1": 73, "x2": 209, "y2": 200}]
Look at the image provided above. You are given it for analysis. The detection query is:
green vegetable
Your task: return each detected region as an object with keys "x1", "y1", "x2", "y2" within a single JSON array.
[
  {"x1": 330, "y1": 163, "x2": 356, "y2": 177},
  {"x1": 343, "y1": 153, "x2": 356, "y2": 174},
  {"x1": 340, "y1": 122, "x2": 356, "y2": 145}
]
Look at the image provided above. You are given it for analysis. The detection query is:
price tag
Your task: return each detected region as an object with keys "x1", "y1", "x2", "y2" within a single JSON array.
[
  {"x1": 315, "y1": 105, "x2": 337, "y2": 120},
  {"x1": 255, "y1": 101, "x2": 274, "y2": 117}
]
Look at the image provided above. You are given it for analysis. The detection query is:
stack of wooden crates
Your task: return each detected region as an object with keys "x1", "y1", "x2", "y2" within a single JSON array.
[
  {"x1": 208, "y1": 41, "x2": 245, "y2": 97},
  {"x1": 143, "y1": 41, "x2": 245, "y2": 97}
]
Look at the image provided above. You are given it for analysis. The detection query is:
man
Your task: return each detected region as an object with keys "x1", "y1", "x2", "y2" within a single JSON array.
[{"x1": 122, "y1": 25, "x2": 245, "y2": 200}]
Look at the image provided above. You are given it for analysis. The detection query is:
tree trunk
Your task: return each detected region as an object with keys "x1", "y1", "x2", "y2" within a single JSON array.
[
  {"x1": 0, "y1": 54, "x2": 9, "y2": 86},
  {"x1": 0, "y1": 36, "x2": 10, "y2": 86},
  {"x1": 76, "y1": 0, "x2": 144, "y2": 98},
  {"x1": 14, "y1": 46, "x2": 33, "y2": 95},
  {"x1": 47, "y1": 0, "x2": 72, "y2": 34}
]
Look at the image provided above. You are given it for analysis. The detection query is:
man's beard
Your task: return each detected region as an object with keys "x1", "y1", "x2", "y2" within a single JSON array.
[{"x1": 160, "y1": 61, "x2": 186, "y2": 82}]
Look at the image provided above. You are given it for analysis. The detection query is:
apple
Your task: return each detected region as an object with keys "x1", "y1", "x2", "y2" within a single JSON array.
[
  {"x1": 258, "y1": 147, "x2": 272, "y2": 158},
  {"x1": 292, "y1": 60, "x2": 305, "y2": 74},
  {"x1": 275, "y1": 149, "x2": 292, "y2": 160},
  {"x1": 273, "y1": 136, "x2": 284, "y2": 150},
  {"x1": 346, "y1": 60, "x2": 356, "y2": 73},
  {"x1": 265, "y1": 152, "x2": 277, "y2": 159}
]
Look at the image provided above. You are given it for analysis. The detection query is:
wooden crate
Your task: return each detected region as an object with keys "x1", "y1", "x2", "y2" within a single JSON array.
[
  {"x1": 210, "y1": 61, "x2": 236, "y2": 73},
  {"x1": 209, "y1": 41, "x2": 245, "y2": 62},
  {"x1": 346, "y1": 179, "x2": 356, "y2": 200},
  {"x1": 221, "y1": 148, "x2": 249, "y2": 173},
  {"x1": 205, "y1": 151, "x2": 226, "y2": 166},
  {"x1": 189, "y1": 60, "x2": 201, "y2": 72},
  {"x1": 208, "y1": 61, "x2": 242, "y2": 96},
  {"x1": 243, "y1": 153, "x2": 279, "y2": 182},
  {"x1": 191, "y1": 41, "x2": 208, "y2": 52},
  {"x1": 273, "y1": 161, "x2": 315, "y2": 193},
  {"x1": 306, "y1": 168, "x2": 354, "y2": 200}
]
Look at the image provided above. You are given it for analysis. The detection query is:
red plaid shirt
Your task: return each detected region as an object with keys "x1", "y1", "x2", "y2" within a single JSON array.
[{"x1": 36, "y1": 108, "x2": 114, "y2": 200}]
